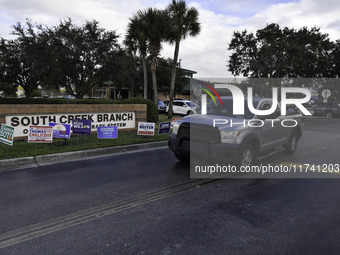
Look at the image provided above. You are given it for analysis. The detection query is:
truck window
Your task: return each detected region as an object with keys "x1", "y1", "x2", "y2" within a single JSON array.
[
  {"x1": 207, "y1": 99, "x2": 259, "y2": 119},
  {"x1": 259, "y1": 101, "x2": 275, "y2": 119}
]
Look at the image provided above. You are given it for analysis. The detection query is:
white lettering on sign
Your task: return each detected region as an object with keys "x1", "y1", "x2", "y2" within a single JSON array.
[{"x1": 6, "y1": 112, "x2": 136, "y2": 137}]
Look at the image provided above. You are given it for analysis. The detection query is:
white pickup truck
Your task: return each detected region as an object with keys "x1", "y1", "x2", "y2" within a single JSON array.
[{"x1": 168, "y1": 96, "x2": 304, "y2": 167}]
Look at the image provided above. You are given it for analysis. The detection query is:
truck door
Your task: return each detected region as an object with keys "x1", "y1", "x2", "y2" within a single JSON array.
[{"x1": 257, "y1": 101, "x2": 284, "y2": 152}]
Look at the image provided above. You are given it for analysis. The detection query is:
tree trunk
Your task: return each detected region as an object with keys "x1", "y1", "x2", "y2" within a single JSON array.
[
  {"x1": 142, "y1": 57, "x2": 148, "y2": 99},
  {"x1": 168, "y1": 40, "x2": 180, "y2": 119},
  {"x1": 23, "y1": 86, "x2": 33, "y2": 98},
  {"x1": 151, "y1": 56, "x2": 159, "y2": 122}
]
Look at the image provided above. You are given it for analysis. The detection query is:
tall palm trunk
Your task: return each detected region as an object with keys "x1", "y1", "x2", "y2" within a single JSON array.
[
  {"x1": 168, "y1": 40, "x2": 180, "y2": 119},
  {"x1": 151, "y1": 56, "x2": 159, "y2": 122},
  {"x1": 142, "y1": 57, "x2": 148, "y2": 99}
]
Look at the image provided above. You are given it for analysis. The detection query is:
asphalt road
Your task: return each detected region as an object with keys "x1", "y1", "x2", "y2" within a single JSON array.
[{"x1": 0, "y1": 118, "x2": 340, "y2": 255}]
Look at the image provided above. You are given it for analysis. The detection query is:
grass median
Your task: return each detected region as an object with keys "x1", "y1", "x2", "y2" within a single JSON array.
[{"x1": 0, "y1": 114, "x2": 180, "y2": 160}]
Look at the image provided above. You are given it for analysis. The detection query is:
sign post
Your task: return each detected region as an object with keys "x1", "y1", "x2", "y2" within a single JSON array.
[
  {"x1": 158, "y1": 122, "x2": 171, "y2": 135},
  {"x1": 137, "y1": 122, "x2": 155, "y2": 136},
  {"x1": 72, "y1": 119, "x2": 92, "y2": 135},
  {"x1": 28, "y1": 126, "x2": 53, "y2": 143},
  {"x1": 171, "y1": 118, "x2": 182, "y2": 128},
  {"x1": 321, "y1": 89, "x2": 331, "y2": 103},
  {"x1": 0, "y1": 124, "x2": 15, "y2": 146},
  {"x1": 97, "y1": 126, "x2": 118, "y2": 139},
  {"x1": 6, "y1": 112, "x2": 135, "y2": 137},
  {"x1": 49, "y1": 123, "x2": 71, "y2": 138}
]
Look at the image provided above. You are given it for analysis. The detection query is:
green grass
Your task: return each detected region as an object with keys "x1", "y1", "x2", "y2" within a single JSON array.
[
  {"x1": 0, "y1": 114, "x2": 182, "y2": 160},
  {"x1": 158, "y1": 113, "x2": 183, "y2": 122}
]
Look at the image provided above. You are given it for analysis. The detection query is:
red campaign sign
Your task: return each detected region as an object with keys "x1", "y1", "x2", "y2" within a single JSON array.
[
  {"x1": 28, "y1": 126, "x2": 53, "y2": 143},
  {"x1": 138, "y1": 130, "x2": 154, "y2": 135},
  {"x1": 137, "y1": 122, "x2": 155, "y2": 136},
  {"x1": 171, "y1": 118, "x2": 182, "y2": 127}
]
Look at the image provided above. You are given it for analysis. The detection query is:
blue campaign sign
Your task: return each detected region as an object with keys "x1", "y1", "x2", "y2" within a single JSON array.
[
  {"x1": 49, "y1": 123, "x2": 71, "y2": 138},
  {"x1": 158, "y1": 122, "x2": 171, "y2": 135},
  {"x1": 97, "y1": 126, "x2": 118, "y2": 139},
  {"x1": 72, "y1": 119, "x2": 91, "y2": 135}
]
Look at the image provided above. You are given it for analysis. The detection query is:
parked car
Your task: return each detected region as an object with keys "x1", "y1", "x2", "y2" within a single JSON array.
[
  {"x1": 306, "y1": 101, "x2": 340, "y2": 118},
  {"x1": 157, "y1": 100, "x2": 167, "y2": 113},
  {"x1": 166, "y1": 99, "x2": 198, "y2": 116},
  {"x1": 163, "y1": 99, "x2": 184, "y2": 106}
]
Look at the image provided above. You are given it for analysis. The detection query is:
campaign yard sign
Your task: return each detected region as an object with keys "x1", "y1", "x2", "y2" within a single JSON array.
[
  {"x1": 97, "y1": 126, "x2": 118, "y2": 139},
  {"x1": 72, "y1": 119, "x2": 91, "y2": 135},
  {"x1": 138, "y1": 122, "x2": 155, "y2": 136},
  {"x1": 171, "y1": 118, "x2": 182, "y2": 128},
  {"x1": 6, "y1": 112, "x2": 135, "y2": 137},
  {"x1": 49, "y1": 123, "x2": 71, "y2": 138},
  {"x1": 158, "y1": 122, "x2": 171, "y2": 135},
  {"x1": 0, "y1": 124, "x2": 15, "y2": 146},
  {"x1": 28, "y1": 126, "x2": 53, "y2": 143}
]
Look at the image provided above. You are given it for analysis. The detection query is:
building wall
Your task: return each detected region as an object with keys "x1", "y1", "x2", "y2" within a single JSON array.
[{"x1": 0, "y1": 104, "x2": 147, "y2": 133}]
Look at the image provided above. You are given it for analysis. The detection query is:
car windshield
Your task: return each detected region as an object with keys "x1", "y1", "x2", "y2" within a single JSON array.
[
  {"x1": 207, "y1": 99, "x2": 259, "y2": 119},
  {"x1": 185, "y1": 101, "x2": 197, "y2": 107}
]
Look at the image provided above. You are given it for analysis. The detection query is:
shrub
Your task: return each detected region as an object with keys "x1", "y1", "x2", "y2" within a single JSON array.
[
  {"x1": 118, "y1": 98, "x2": 158, "y2": 122},
  {"x1": 0, "y1": 98, "x2": 71, "y2": 104},
  {"x1": 0, "y1": 98, "x2": 114, "y2": 104}
]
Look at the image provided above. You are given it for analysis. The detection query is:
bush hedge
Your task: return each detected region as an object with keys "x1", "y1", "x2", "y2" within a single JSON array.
[
  {"x1": 0, "y1": 97, "x2": 158, "y2": 123},
  {"x1": 118, "y1": 97, "x2": 158, "y2": 122},
  {"x1": 0, "y1": 98, "x2": 113, "y2": 104}
]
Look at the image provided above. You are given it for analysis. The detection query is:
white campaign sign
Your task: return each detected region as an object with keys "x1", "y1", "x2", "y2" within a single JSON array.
[
  {"x1": 321, "y1": 89, "x2": 331, "y2": 98},
  {"x1": 137, "y1": 122, "x2": 155, "y2": 136},
  {"x1": 6, "y1": 112, "x2": 136, "y2": 137}
]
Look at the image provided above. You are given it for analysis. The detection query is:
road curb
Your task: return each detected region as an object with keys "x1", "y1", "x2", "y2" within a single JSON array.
[
  {"x1": 0, "y1": 157, "x2": 36, "y2": 169},
  {"x1": 0, "y1": 141, "x2": 168, "y2": 170}
]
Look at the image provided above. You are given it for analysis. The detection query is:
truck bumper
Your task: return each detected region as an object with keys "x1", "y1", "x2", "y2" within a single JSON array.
[{"x1": 168, "y1": 133, "x2": 241, "y2": 164}]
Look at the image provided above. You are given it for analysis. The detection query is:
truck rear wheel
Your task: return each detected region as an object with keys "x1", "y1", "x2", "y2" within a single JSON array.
[
  {"x1": 325, "y1": 111, "x2": 333, "y2": 118},
  {"x1": 284, "y1": 132, "x2": 298, "y2": 155}
]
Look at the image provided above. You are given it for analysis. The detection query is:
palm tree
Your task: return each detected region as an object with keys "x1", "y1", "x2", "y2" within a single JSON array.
[
  {"x1": 124, "y1": 11, "x2": 148, "y2": 99},
  {"x1": 166, "y1": 0, "x2": 201, "y2": 119},
  {"x1": 144, "y1": 8, "x2": 168, "y2": 122},
  {"x1": 125, "y1": 8, "x2": 168, "y2": 122}
]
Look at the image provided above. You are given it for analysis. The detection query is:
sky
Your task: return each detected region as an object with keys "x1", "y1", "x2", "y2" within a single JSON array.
[{"x1": 1, "y1": 0, "x2": 340, "y2": 79}]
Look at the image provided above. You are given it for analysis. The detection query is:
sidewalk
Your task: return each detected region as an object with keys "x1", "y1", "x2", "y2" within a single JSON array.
[{"x1": 0, "y1": 141, "x2": 168, "y2": 172}]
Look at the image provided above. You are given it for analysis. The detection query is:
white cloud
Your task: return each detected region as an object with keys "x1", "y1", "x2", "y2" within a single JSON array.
[
  {"x1": 244, "y1": 0, "x2": 340, "y2": 40},
  {"x1": 162, "y1": 7, "x2": 239, "y2": 78}
]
